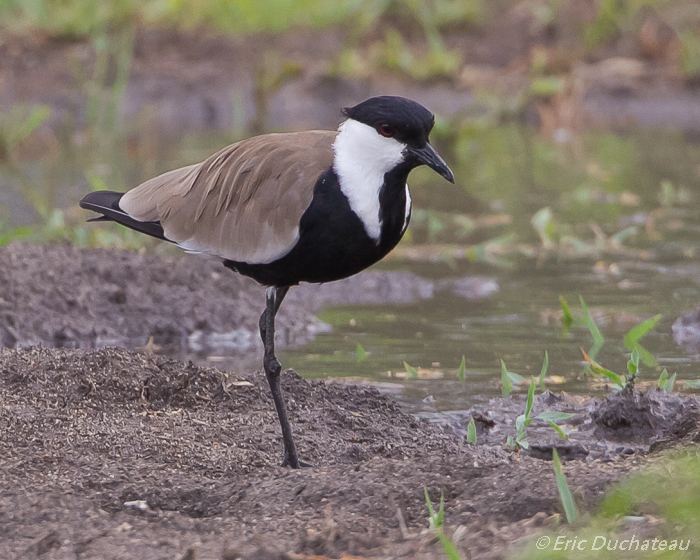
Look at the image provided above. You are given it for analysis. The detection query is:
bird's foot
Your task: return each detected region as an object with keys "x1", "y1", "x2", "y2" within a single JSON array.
[{"x1": 280, "y1": 454, "x2": 314, "y2": 468}]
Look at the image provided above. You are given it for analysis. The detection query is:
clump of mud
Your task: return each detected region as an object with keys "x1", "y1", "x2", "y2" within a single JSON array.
[
  {"x1": 448, "y1": 386, "x2": 700, "y2": 462},
  {"x1": 591, "y1": 384, "x2": 700, "y2": 443},
  {"x1": 0, "y1": 243, "x2": 497, "y2": 357},
  {"x1": 0, "y1": 346, "x2": 644, "y2": 560},
  {"x1": 0, "y1": 346, "x2": 464, "y2": 477},
  {"x1": 0, "y1": 243, "x2": 322, "y2": 352}
]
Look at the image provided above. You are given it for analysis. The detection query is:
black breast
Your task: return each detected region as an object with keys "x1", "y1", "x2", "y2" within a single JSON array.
[{"x1": 225, "y1": 167, "x2": 410, "y2": 287}]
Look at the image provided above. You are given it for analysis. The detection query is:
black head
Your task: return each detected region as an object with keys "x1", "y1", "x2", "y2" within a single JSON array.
[
  {"x1": 342, "y1": 96, "x2": 435, "y2": 148},
  {"x1": 342, "y1": 96, "x2": 454, "y2": 183}
]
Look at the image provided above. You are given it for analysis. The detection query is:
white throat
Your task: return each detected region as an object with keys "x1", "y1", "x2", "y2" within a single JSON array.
[{"x1": 332, "y1": 119, "x2": 406, "y2": 241}]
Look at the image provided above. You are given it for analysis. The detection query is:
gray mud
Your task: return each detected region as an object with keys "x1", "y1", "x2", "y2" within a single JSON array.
[
  {"x1": 0, "y1": 243, "x2": 496, "y2": 356},
  {"x1": 0, "y1": 243, "x2": 324, "y2": 353},
  {"x1": 424, "y1": 385, "x2": 700, "y2": 462},
  {"x1": 4, "y1": 346, "x2": 692, "y2": 560}
]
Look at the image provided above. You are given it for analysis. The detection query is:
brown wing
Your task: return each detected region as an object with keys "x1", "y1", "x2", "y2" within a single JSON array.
[{"x1": 120, "y1": 130, "x2": 337, "y2": 264}]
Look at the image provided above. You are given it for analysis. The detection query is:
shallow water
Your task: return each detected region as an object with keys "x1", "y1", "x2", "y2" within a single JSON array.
[
  {"x1": 3, "y1": 121, "x2": 700, "y2": 412},
  {"x1": 282, "y1": 258, "x2": 700, "y2": 413}
]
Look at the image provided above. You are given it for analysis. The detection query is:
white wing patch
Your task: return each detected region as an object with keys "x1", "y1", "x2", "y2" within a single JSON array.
[
  {"x1": 175, "y1": 226, "x2": 300, "y2": 264},
  {"x1": 333, "y1": 120, "x2": 405, "y2": 241}
]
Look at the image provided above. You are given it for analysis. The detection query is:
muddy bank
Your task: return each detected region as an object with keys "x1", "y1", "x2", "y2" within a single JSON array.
[
  {"x1": 2, "y1": 23, "x2": 700, "y2": 138},
  {"x1": 5, "y1": 346, "x2": 695, "y2": 559},
  {"x1": 0, "y1": 242, "x2": 325, "y2": 353},
  {"x1": 0, "y1": 243, "x2": 496, "y2": 356},
  {"x1": 431, "y1": 385, "x2": 700, "y2": 462}
]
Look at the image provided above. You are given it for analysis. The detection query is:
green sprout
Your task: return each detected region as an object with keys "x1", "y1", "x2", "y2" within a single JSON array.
[
  {"x1": 538, "y1": 350, "x2": 549, "y2": 391},
  {"x1": 457, "y1": 354, "x2": 466, "y2": 382},
  {"x1": 356, "y1": 343, "x2": 367, "y2": 363},
  {"x1": 581, "y1": 348, "x2": 627, "y2": 389},
  {"x1": 658, "y1": 369, "x2": 677, "y2": 392},
  {"x1": 624, "y1": 314, "x2": 662, "y2": 367},
  {"x1": 403, "y1": 361, "x2": 419, "y2": 379},
  {"x1": 424, "y1": 488, "x2": 462, "y2": 560},
  {"x1": 466, "y1": 417, "x2": 477, "y2": 444},
  {"x1": 552, "y1": 449, "x2": 578, "y2": 524},
  {"x1": 580, "y1": 296, "x2": 604, "y2": 361}
]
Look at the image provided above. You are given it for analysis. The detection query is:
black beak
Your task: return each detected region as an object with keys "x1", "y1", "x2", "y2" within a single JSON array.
[{"x1": 408, "y1": 143, "x2": 455, "y2": 183}]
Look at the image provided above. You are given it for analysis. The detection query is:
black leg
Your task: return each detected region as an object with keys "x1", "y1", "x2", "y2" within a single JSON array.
[
  {"x1": 258, "y1": 286, "x2": 288, "y2": 343},
  {"x1": 260, "y1": 286, "x2": 301, "y2": 468}
]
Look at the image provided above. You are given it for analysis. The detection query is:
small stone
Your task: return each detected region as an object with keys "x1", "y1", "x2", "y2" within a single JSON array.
[{"x1": 123, "y1": 500, "x2": 149, "y2": 511}]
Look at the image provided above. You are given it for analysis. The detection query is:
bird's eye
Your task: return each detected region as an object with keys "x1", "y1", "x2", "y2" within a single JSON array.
[{"x1": 377, "y1": 124, "x2": 395, "y2": 138}]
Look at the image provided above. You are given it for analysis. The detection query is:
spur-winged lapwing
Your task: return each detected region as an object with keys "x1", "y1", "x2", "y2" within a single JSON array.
[{"x1": 80, "y1": 95, "x2": 454, "y2": 468}]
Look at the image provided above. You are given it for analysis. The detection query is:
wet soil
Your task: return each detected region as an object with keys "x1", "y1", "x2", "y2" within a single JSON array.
[
  {"x1": 0, "y1": 243, "x2": 496, "y2": 356},
  {"x1": 435, "y1": 385, "x2": 700, "y2": 461},
  {"x1": 0, "y1": 242, "x2": 324, "y2": 353},
  {"x1": 4, "y1": 345, "x2": 698, "y2": 560},
  {"x1": 1, "y1": 242, "x2": 700, "y2": 559}
]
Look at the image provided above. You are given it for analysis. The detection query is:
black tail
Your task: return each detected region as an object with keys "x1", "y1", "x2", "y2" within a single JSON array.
[{"x1": 79, "y1": 190, "x2": 169, "y2": 242}]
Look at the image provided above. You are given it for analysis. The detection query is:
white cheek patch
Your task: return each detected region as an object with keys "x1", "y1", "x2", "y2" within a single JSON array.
[{"x1": 333, "y1": 120, "x2": 405, "y2": 241}]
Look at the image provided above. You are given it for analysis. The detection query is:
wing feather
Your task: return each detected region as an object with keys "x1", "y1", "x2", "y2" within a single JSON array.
[{"x1": 120, "y1": 131, "x2": 336, "y2": 264}]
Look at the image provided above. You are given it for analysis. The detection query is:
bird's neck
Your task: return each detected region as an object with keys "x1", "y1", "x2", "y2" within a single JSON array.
[{"x1": 332, "y1": 119, "x2": 407, "y2": 242}]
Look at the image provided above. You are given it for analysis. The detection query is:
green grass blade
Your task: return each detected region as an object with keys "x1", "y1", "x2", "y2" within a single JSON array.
[
  {"x1": 624, "y1": 315, "x2": 661, "y2": 368},
  {"x1": 626, "y1": 347, "x2": 639, "y2": 375},
  {"x1": 535, "y1": 411, "x2": 575, "y2": 422},
  {"x1": 597, "y1": 367, "x2": 625, "y2": 388},
  {"x1": 501, "y1": 359, "x2": 512, "y2": 397},
  {"x1": 559, "y1": 295, "x2": 574, "y2": 333},
  {"x1": 467, "y1": 417, "x2": 477, "y2": 443},
  {"x1": 403, "y1": 361, "x2": 419, "y2": 379},
  {"x1": 538, "y1": 350, "x2": 549, "y2": 390},
  {"x1": 666, "y1": 372, "x2": 677, "y2": 392},
  {"x1": 356, "y1": 343, "x2": 367, "y2": 363},
  {"x1": 553, "y1": 448, "x2": 578, "y2": 524},
  {"x1": 549, "y1": 421, "x2": 569, "y2": 440},
  {"x1": 457, "y1": 354, "x2": 466, "y2": 382},
  {"x1": 658, "y1": 368, "x2": 668, "y2": 389},
  {"x1": 437, "y1": 533, "x2": 463, "y2": 560},
  {"x1": 634, "y1": 343, "x2": 658, "y2": 368},
  {"x1": 525, "y1": 377, "x2": 536, "y2": 420},
  {"x1": 581, "y1": 348, "x2": 625, "y2": 388},
  {"x1": 580, "y1": 296, "x2": 604, "y2": 359},
  {"x1": 424, "y1": 487, "x2": 437, "y2": 528},
  {"x1": 623, "y1": 314, "x2": 662, "y2": 348}
]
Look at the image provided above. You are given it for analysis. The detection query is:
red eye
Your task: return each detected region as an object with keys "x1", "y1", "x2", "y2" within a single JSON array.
[{"x1": 378, "y1": 124, "x2": 395, "y2": 137}]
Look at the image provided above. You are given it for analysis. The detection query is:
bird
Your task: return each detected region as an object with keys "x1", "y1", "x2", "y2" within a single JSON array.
[{"x1": 79, "y1": 95, "x2": 454, "y2": 468}]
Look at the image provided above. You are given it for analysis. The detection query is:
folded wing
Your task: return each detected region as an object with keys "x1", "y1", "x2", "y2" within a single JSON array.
[{"x1": 119, "y1": 130, "x2": 336, "y2": 264}]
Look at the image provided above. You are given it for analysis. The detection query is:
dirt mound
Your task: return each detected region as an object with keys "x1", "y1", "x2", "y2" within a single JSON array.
[
  {"x1": 439, "y1": 386, "x2": 700, "y2": 463},
  {"x1": 0, "y1": 243, "x2": 496, "y2": 358},
  {"x1": 0, "y1": 347, "x2": 464, "y2": 477},
  {"x1": 0, "y1": 346, "x2": 641, "y2": 560},
  {"x1": 0, "y1": 243, "x2": 323, "y2": 352},
  {"x1": 591, "y1": 384, "x2": 700, "y2": 443}
]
